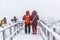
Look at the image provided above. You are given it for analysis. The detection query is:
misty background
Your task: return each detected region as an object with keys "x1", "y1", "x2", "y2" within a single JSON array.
[{"x1": 0, "y1": 0, "x2": 60, "y2": 23}]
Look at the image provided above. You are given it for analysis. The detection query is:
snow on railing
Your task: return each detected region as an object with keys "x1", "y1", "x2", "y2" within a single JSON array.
[
  {"x1": 0, "y1": 21, "x2": 23, "y2": 40},
  {"x1": 0, "y1": 22, "x2": 18, "y2": 32},
  {"x1": 38, "y1": 26, "x2": 48, "y2": 40},
  {"x1": 39, "y1": 21, "x2": 60, "y2": 40}
]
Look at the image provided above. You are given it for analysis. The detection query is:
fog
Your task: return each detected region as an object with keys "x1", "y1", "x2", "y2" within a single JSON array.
[{"x1": 0, "y1": 0, "x2": 60, "y2": 22}]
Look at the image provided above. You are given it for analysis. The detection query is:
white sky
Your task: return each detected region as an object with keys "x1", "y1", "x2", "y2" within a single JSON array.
[{"x1": 0, "y1": 0, "x2": 60, "y2": 22}]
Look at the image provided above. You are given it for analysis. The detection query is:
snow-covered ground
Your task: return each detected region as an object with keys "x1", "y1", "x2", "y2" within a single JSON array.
[
  {"x1": 13, "y1": 33, "x2": 43, "y2": 40},
  {"x1": 13, "y1": 26, "x2": 43, "y2": 40}
]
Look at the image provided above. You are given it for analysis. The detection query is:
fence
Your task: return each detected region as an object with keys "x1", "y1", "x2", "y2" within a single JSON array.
[
  {"x1": 0, "y1": 21, "x2": 23, "y2": 40},
  {"x1": 38, "y1": 20, "x2": 60, "y2": 40}
]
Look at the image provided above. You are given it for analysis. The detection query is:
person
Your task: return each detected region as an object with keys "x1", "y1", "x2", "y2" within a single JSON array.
[
  {"x1": 31, "y1": 10, "x2": 39, "y2": 34},
  {"x1": 11, "y1": 16, "x2": 17, "y2": 22},
  {"x1": 1, "y1": 17, "x2": 7, "y2": 25},
  {"x1": 22, "y1": 10, "x2": 31, "y2": 34}
]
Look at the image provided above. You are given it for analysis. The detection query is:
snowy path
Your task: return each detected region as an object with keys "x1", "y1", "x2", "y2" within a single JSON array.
[
  {"x1": 13, "y1": 33, "x2": 43, "y2": 40},
  {"x1": 0, "y1": 25, "x2": 43, "y2": 40},
  {"x1": 13, "y1": 27, "x2": 43, "y2": 40}
]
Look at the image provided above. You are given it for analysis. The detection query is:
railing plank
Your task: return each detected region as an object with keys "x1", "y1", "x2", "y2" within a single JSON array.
[{"x1": 0, "y1": 22, "x2": 19, "y2": 32}]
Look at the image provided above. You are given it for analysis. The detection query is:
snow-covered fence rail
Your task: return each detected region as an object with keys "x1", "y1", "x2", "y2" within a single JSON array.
[
  {"x1": 39, "y1": 20, "x2": 60, "y2": 40},
  {"x1": 0, "y1": 22, "x2": 23, "y2": 40}
]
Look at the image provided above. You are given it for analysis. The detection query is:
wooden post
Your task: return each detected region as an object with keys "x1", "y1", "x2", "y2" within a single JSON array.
[
  {"x1": 10, "y1": 27, "x2": 13, "y2": 40},
  {"x1": 47, "y1": 25, "x2": 50, "y2": 40},
  {"x1": 2, "y1": 26, "x2": 6, "y2": 40},
  {"x1": 53, "y1": 28, "x2": 56, "y2": 40},
  {"x1": 14, "y1": 25, "x2": 16, "y2": 36},
  {"x1": 16, "y1": 24, "x2": 19, "y2": 34}
]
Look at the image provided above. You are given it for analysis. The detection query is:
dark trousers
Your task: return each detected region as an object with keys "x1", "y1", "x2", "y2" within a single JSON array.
[{"x1": 25, "y1": 24, "x2": 30, "y2": 34}]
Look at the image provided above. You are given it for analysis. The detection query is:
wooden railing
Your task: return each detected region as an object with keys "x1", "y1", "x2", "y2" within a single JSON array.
[
  {"x1": 38, "y1": 20, "x2": 60, "y2": 40},
  {"x1": 0, "y1": 21, "x2": 23, "y2": 40}
]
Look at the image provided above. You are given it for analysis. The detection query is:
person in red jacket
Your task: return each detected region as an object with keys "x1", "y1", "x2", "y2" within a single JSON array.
[
  {"x1": 31, "y1": 10, "x2": 39, "y2": 34},
  {"x1": 22, "y1": 10, "x2": 31, "y2": 34}
]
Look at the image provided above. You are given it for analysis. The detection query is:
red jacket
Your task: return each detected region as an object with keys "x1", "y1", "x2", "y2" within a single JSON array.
[
  {"x1": 31, "y1": 10, "x2": 39, "y2": 26},
  {"x1": 23, "y1": 11, "x2": 31, "y2": 25}
]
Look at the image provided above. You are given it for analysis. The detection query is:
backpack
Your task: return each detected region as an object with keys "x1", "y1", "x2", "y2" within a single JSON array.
[{"x1": 25, "y1": 15, "x2": 30, "y2": 24}]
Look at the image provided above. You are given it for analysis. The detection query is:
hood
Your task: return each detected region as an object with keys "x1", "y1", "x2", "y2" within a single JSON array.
[
  {"x1": 32, "y1": 10, "x2": 37, "y2": 15},
  {"x1": 26, "y1": 10, "x2": 30, "y2": 15}
]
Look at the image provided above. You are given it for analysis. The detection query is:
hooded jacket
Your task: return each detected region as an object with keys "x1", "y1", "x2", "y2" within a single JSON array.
[
  {"x1": 31, "y1": 10, "x2": 39, "y2": 26},
  {"x1": 23, "y1": 10, "x2": 31, "y2": 25}
]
